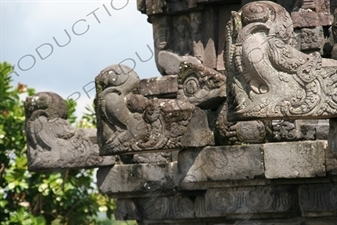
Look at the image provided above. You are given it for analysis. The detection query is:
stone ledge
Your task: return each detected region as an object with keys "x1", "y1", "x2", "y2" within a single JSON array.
[
  {"x1": 178, "y1": 145, "x2": 264, "y2": 184},
  {"x1": 97, "y1": 162, "x2": 178, "y2": 196},
  {"x1": 139, "y1": 75, "x2": 178, "y2": 98},
  {"x1": 264, "y1": 141, "x2": 326, "y2": 179},
  {"x1": 114, "y1": 185, "x2": 300, "y2": 221},
  {"x1": 178, "y1": 141, "x2": 330, "y2": 188}
]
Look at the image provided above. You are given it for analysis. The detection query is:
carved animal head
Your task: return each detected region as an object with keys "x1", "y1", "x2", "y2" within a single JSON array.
[
  {"x1": 25, "y1": 92, "x2": 68, "y2": 120},
  {"x1": 95, "y1": 64, "x2": 140, "y2": 95}
]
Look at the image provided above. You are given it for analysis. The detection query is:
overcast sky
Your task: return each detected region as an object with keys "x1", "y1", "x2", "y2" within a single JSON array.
[{"x1": 1, "y1": 0, "x2": 158, "y2": 116}]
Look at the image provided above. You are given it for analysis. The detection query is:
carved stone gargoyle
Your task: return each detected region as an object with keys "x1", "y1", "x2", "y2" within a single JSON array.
[
  {"x1": 24, "y1": 92, "x2": 115, "y2": 171},
  {"x1": 226, "y1": 1, "x2": 337, "y2": 121},
  {"x1": 95, "y1": 64, "x2": 213, "y2": 155}
]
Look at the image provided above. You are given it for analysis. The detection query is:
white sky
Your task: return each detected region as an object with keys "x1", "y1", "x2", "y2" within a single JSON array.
[{"x1": 1, "y1": 0, "x2": 158, "y2": 116}]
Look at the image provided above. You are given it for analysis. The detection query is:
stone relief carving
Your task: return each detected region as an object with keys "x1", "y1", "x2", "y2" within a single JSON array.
[
  {"x1": 226, "y1": 1, "x2": 337, "y2": 121},
  {"x1": 272, "y1": 119, "x2": 329, "y2": 141},
  {"x1": 24, "y1": 92, "x2": 115, "y2": 171},
  {"x1": 215, "y1": 102, "x2": 267, "y2": 145},
  {"x1": 205, "y1": 186, "x2": 298, "y2": 215},
  {"x1": 22, "y1": 1, "x2": 337, "y2": 224},
  {"x1": 149, "y1": 3, "x2": 232, "y2": 74},
  {"x1": 299, "y1": 184, "x2": 337, "y2": 214},
  {"x1": 95, "y1": 64, "x2": 212, "y2": 155},
  {"x1": 177, "y1": 62, "x2": 226, "y2": 109}
]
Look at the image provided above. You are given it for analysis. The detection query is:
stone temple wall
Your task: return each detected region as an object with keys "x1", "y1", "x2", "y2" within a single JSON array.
[{"x1": 24, "y1": 0, "x2": 337, "y2": 224}]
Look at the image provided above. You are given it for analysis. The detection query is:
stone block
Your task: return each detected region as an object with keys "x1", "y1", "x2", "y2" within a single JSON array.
[
  {"x1": 272, "y1": 119, "x2": 329, "y2": 142},
  {"x1": 139, "y1": 75, "x2": 178, "y2": 98},
  {"x1": 97, "y1": 162, "x2": 178, "y2": 195},
  {"x1": 299, "y1": 184, "x2": 337, "y2": 217},
  {"x1": 115, "y1": 194, "x2": 195, "y2": 220},
  {"x1": 205, "y1": 186, "x2": 298, "y2": 216},
  {"x1": 264, "y1": 141, "x2": 326, "y2": 179},
  {"x1": 316, "y1": 120, "x2": 329, "y2": 140},
  {"x1": 178, "y1": 145, "x2": 264, "y2": 186},
  {"x1": 181, "y1": 108, "x2": 214, "y2": 147},
  {"x1": 326, "y1": 119, "x2": 337, "y2": 174},
  {"x1": 158, "y1": 51, "x2": 201, "y2": 75},
  {"x1": 291, "y1": 11, "x2": 333, "y2": 28},
  {"x1": 328, "y1": 118, "x2": 337, "y2": 157}
]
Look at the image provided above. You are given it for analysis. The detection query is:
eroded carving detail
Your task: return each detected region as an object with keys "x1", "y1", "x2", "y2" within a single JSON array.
[
  {"x1": 215, "y1": 102, "x2": 267, "y2": 144},
  {"x1": 177, "y1": 62, "x2": 226, "y2": 109},
  {"x1": 206, "y1": 186, "x2": 297, "y2": 215},
  {"x1": 95, "y1": 64, "x2": 212, "y2": 155},
  {"x1": 299, "y1": 184, "x2": 337, "y2": 215},
  {"x1": 24, "y1": 92, "x2": 115, "y2": 171},
  {"x1": 226, "y1": 1, "x2": 337, "y2": 121}
]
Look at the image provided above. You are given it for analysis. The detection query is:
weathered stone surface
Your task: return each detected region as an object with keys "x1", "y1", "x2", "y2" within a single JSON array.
[
  {"x1": 115, "y1": 194, "x2": 195, "y2": 220},
  {"x1": 299, "y1": 183, "x2": 337, "y2": 217},
  {"x1": 24, "y1": 92, "x2": 115, "y2": 171},
  {"x1": 181, "y1": 107, "x2": 214, "y2": 147},
  {"x1": 332, "y1": 9, "x2": 337, "y2": 60},
  {"x1": 132, "y1": 152, "x2": 173, "y2": 164},
  {"x1": 95, "y1": 64, "x2": 211, "y2": 155},
  {"x1": 316, "y1": 119, "x2": 330, "y2": 139},
  {"x1": 296, "y1": 27, "x2": 325, "y2": 54},
  {"x1": 327, "y1": 119, "x2": 337, "y2": 174},
  {"x1": 23, "y1": 1, "x2": 337, "y2": 225},
  {"x1": 177, "y1": 62, "x2": 226, "y2": 109},
  {"x1": 226, "y1": 1, "x2": 337, "y2": 121},
  {"x1": 115, "y1": 185, "x2": 300, "y2": 221},
  {"x1": 264, "y1": 141, "x2": 326, "y2": 179},
  {"x1": 272, "y1": 119, "x2": 329, "y2": 142},
  {"x1": 326, "y1": 147, "x2": 337, "y2": 175},
  {"x1": 144, "y1": 1, "x2": 242, "y2": 77},
  {"x1": 158, "y1": 51, "x2": 201, "y2": 75},
  {"x1": 179, "y1": 145, "x2": 264, "y2": 185},
  {"x1": 328, "y1": 118, "x2": 337, "y2": 157},
  {"x1": 216, "y1": 103, "x2": 267, "y2": 145},
  {"x1": 136, "y1": 218, "x2": 337, "y2": 225},
  {"x1": 97, "y1": 162, "x2": 177, "y2": 195},
  {"x1": 138, "y1": 0, "x2": 241, "y2": 15},
  {"x1": 205, "y1": 186, "x2": 298, "y2": 216},
  {"x1": 291, "y1": 12, "x2": 333, "y2": 28},
  {"x1": 291, "y1": 0, "x2": 333, "y2": 28},
  {"x1": 139, "y1": 75, "x2": 178, "y2": 98}
]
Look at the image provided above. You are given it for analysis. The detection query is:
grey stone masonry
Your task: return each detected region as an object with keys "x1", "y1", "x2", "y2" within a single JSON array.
[
  {"x1": 24, "y1": 1, "x2": 337, "y2": 224},
  {"x1": 264, "y1": 141, "x2": 326, "y2": 179}
]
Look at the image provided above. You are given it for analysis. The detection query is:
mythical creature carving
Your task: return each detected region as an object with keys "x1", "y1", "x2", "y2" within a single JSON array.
[
  {"x1": 95, "y1": 64, "x2": 212, "y2": 155},
  {"x1": 226, "y1": 1, "x2": 337, "y2": 121},
  {"x1": 24, "y1": 92, "x2": 115, "y2": 171}
]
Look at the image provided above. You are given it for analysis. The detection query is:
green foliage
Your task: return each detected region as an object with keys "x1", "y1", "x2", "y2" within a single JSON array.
[{"x1": 0, "y1": 62, "x2": 125, "y2": 224}]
